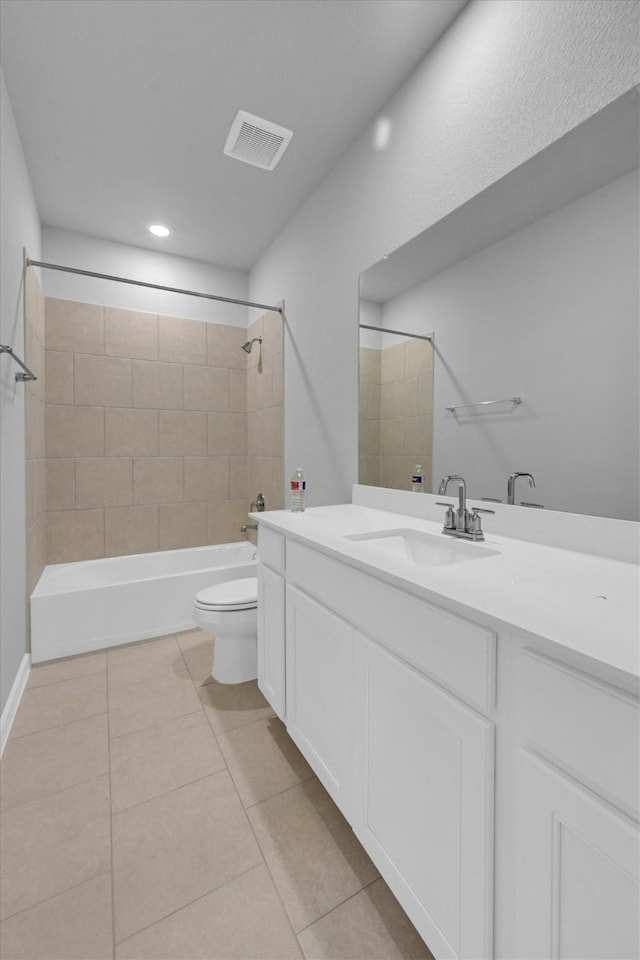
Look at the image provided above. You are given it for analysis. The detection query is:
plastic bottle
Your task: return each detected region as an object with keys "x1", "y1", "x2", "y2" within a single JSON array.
[
  {"x1": 411, "y1": 464, "x2": 424, "y2": 493},
  {"x1": 290, "y1": 468, "x2": 306, "y2": 512}
]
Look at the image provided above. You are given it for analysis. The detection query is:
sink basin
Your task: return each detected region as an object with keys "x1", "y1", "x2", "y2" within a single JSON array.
[{"x1": 344, "y1": 528, "x2": 500, "y2": 568}]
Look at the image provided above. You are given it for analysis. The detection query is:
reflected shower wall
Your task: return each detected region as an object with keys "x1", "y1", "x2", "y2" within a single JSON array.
[{"x1": 359, "y1": 332, "x2": 433, "y2": 492}]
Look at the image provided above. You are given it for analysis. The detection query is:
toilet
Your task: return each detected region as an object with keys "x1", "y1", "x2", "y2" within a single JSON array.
[{"x1": 193, "y1": 577, "x2": 258, "y2": 684}]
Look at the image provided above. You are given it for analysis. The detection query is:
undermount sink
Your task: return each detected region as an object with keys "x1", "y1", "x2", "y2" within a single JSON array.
[{"x1": 344, "y1": 528, "x2": 500, "y2": 568}]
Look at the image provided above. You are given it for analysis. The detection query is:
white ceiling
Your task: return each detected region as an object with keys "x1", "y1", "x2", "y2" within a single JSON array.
[{"x1": 1, "y1": 0, "x2": 467, "y2": 270}]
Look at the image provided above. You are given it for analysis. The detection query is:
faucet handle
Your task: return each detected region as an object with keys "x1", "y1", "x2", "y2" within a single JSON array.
[
  {"x1": 435, "y1": 501, "x2": 456, "y2": 529},
  {"x1": 467, "y1": 506, "x2": 494, "y2": 540},
  {"x1": 471, "y1": 507, "x2": 495, "y2": 515}
]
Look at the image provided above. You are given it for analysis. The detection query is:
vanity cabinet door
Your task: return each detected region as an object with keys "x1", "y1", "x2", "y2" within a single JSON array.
[
  {"x1": 257, "y1": 563, "x2": 285, "y2": 720},
  {"x1": 285, "y1": 585, "x2": 353, "y2": 812},
  {"x1": 352, "y1": 632, "x2": 494, "y2": 960},
  {"x1": 516, "y1": 749, "x2": 640, "y2": 960}
]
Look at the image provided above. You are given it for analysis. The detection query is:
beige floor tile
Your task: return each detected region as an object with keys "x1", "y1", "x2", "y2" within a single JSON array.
[
  {"x1": 108, "y1": 667, "x2": 201, "y2": 738},
  {"x1": 110, "y1": 711, "x2": 225, "y2": 812},
  {"x1": 218, "y1": 716, "x2": 314, "y2": 807},
  {"x1": 248, "y1": 779, "x2": 379, "y2": 933},
  {"x1": 1, "y1": 714, "x2": 108, "y2": 810},
  {"x1": 27, "y1": 650, "x2": 106, "y2": 688},
  {"x1": 108, "y1": 635, "x2": 185, "y2": 687},
  {"x1": 298, "y1": 878, "x2": 434, "y2": 959},
  {"x1": 176, "y1": 629, "x2": 214, "y2": 686},
  {"x1": 115, "y1": 864, "x2": 301, "y2": 959},
  {"x1": 8, "y1": 672, "x2": 107, "y2": 740},
  {"x1": 0, "y1": 776, "x2": 111, "y2": 920},
  {"x1": 198, "y1": 679, "x2": 274, "y2": 735},
  {"x1": 0, "y1": 873, "x2": 113, "y2": 959},
  {"x1": 112, "y1": 771, "x2": 263, "y2": 942}
]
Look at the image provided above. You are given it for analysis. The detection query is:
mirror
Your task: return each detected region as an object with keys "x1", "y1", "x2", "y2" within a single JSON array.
[{"x1": 359, "y1": 89, "x2": 639, "y2": 521}]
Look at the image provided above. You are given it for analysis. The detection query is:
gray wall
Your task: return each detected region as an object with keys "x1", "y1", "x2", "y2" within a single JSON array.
[
  {"x1": 1, "y1": 69, "x2": 42, "y2": 715},
  {"x1": 248, "y1": 0, "x2": 640, "y2": 508}
]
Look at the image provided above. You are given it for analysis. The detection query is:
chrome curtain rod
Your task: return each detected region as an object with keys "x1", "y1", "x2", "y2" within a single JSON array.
[
  {"x1": 0, "y1": 344, "x2": 37, "y2": 382},
  {"x1": 359, "y1": 323, "x2": 432, "y2": 343},
  {"x1": 26, "y1": 259, "x2": 283, "y2": 315}
]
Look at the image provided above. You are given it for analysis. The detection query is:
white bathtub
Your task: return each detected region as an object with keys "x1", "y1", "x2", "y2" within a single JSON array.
[{"x1": 30, "y1": 542, "x2": 257, "y2": 663}]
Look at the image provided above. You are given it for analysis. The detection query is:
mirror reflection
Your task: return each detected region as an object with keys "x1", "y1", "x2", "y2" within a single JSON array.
[{"x1": 359, "y1": 90, "x2": 639, "y2": 520}]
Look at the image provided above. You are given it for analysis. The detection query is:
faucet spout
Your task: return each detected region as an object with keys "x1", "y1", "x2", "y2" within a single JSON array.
[
  {"x1": 438, "y1": 475, "x2": 466, "y2": 529},
  {"x1": 507, "y1": 472, "x2": 536, "y2": 505}
]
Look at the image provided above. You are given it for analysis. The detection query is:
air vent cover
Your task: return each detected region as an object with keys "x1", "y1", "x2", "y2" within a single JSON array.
[{"x1": 224, "y1": 110, "x2": 293, "y2": 171}]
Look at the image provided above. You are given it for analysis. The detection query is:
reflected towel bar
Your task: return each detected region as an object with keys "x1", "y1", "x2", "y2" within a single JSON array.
[
  {"x1": 446, "y1": 396, "x2": 522, "y2": 413},
  {"x1": 0, "y1": 344, "x2": 37, "y2": 382}
]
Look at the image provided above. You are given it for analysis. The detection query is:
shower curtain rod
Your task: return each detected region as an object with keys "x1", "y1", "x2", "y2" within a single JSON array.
[
  {"x1": 25, "y1": 258, "x2": 283, "y2": 315},
  {"x1": 359, "y1": 323, "x2": 432, "y2": 342}
]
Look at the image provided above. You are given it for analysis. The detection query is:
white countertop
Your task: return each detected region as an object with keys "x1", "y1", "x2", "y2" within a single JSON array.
[{"x1": 252, "y1": 503, "x2": 640, "y2": 683}]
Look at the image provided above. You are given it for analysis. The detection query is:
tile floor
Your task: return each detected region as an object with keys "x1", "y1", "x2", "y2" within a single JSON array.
[{"x1": 0, "y1": 631, "x2": 433, "y2": 960}]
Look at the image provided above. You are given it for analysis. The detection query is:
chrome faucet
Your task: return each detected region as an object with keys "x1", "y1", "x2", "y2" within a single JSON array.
[
  {"x1": 507, "y1": 472, "x2": 535, "y2": 505},
  {"x1": 251, "y1": 493, "x2": 266, "y2": 512},
  {"x1": 241, "y1": 523, "x2": 258, "y2": 533},
  {"x1": 436, "y1": 474, "x2": 494, "y2": 542}
]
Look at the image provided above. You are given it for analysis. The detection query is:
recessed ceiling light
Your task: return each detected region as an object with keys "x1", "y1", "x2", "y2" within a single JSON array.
[{"x1": 148, "y1": 223, "x2": 171, "y2": 237}]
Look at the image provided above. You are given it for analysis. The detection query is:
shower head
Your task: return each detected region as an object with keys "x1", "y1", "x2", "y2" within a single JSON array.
[{"x1": 241, "y1": 337, "x2": 262, "y2": 354}]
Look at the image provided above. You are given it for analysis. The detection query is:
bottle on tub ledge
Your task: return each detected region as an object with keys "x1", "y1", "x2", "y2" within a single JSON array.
[
  {"x1": 411, "y1": 464, "x2": 424, "y2": 493},
  {"x1": 290, "y1": 468, "x2": 306, "y2": 512}
]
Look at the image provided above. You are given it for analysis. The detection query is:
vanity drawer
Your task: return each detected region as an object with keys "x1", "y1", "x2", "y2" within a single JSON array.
[
  {"x1": 258, "y1": 526, "x2": 285, "y2": 574},
  {"x1": 287, "y1": 539, "x2": 495, "y2": 712},
  {"x1": 520, "y1": 649, "x2": 639, "y2": 818}
]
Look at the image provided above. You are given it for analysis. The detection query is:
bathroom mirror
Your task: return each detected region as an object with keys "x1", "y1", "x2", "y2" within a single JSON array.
[{"x1": 359, "y1": 89, "x2": 639, "y2": 521}]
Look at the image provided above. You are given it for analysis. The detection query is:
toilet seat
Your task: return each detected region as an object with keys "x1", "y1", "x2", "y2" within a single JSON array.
[{"x1": 194, "y1": 577, "x2": 258, "y2": 612}]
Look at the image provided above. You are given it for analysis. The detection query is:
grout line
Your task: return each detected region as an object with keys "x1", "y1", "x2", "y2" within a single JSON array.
[
  {"x1": 24, "y1": 661, "x2": 105, "y2": 690},
  {"x1": 0, "y1": 870, "x2": 112, "y2": 925},
  {"x1": 7, "y1": 706, "x2": 108, "y2": 745},
  {"x1": 1, "y1": 766, "x2": 110, "y2": 814},
  {"x1": 295, "y1": 874, "x2": 382, "y2": 937},
  {"x1": 108, "y1": 705, "x2": 202, "y2": 742},
  {"x1": 241, "y1": 769, "x2": 316, "y2": 812}
]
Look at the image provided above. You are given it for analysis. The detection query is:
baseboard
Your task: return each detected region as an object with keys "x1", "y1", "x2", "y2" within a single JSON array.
[{"x1": 0, "y1": 653, "x2": 31, "y2": 755}]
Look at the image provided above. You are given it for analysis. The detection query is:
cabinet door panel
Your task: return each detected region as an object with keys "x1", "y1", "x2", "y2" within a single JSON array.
[
  {"x1": 353, "y1": 632, "x2": 494, "y2": 960},
  {"x1": 257, "y1": 564, "x2": 285, "y2": 719},
  {"x1": 286, "y1": 586, "x2": 353, "y2": 810},
  {"x1": 516, "y1": 750, "x2": 640, "y2": 960}
]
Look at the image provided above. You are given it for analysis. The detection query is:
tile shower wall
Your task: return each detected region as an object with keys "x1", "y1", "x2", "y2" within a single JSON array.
[
  {"x1": 246, "y1": 309, "x2": 284, "y2": 519},
  {"x1": 359, "y1": 339, "x2": 433, "y2": 492},
  {"x1": 44, "y1": 299, "x2": 252, "y2": 562},
  {"x1": 25, "y1": 268, "x2": 46, "y2": 592}
]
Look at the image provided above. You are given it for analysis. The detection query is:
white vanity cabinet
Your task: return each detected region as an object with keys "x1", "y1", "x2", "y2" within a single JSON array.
[
  {"x1": 256, "y1": 527, "x2": 286, "y2": 720},
  {"x1": 352, "y1": 632, "x2": 494, "y2": 960}
]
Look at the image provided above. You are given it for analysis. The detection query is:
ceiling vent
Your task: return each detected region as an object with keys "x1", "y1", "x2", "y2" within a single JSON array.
[{"x1": 224, "y1": 110, "x2": 293, "y2": 171}]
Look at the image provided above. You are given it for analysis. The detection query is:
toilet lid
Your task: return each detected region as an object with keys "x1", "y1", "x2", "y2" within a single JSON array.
[{"x1": 195, "y1": 577, "x2": 258, "y2": 611}]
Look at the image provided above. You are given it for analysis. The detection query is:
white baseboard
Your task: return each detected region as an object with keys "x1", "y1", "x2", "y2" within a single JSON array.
[{"x1": 0, "y1": 653, "x2": 31, "y2": 755}]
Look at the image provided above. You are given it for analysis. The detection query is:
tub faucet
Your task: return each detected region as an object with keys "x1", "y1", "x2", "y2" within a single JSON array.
[
  {"x1": 241, "y1": 523, "x2": 258, "y2": 533},
  {"x1": 251, "y1": 493, "x2": 266, "y2": 512},
  {"x1": 507, "y1": 472, "x2": 535, "y2": 504}
]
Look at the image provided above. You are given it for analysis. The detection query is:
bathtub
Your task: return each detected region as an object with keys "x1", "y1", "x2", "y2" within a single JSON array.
[{"x1": 30, "y1": 542, "x2": 257, "y2": 663}]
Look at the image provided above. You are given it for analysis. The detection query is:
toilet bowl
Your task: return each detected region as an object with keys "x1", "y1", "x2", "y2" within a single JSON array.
[{"x1": 193, "y1": 577, "x2": 258, "y2": 684}]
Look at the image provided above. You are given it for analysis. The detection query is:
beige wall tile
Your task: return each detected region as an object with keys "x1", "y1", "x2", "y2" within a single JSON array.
[
  {"x1": 380, "y1": 342, "x2": 405, "y2": 383},
  {"x1": 206, "y1": 323, "x2": 247, "y2": 369},
  {"x1": 262, "y1": 311, "x2": 283, "y2": 360},
  {"x1": 418, "y1": 372, "x2": 434, "y2": 415},
  {"x1": 47, "y1": 509, "x2": 104, "y2": 563},
  {"x1": 207, "y1": 412, "x2": 247, "y2": 456},
  {"x1": 159, "y1": 502, "x2": 208, "y2": 550},
  {"x1": 261, "y1": 406, "x2": 283, "y2": 459},
  {"x1": 26, "y1": 392, "x2": 45, "y2": 460},
  {"x1": 184, "y1": 457, "x2": 229, "y2": 502},
  {"x1": 360, "y1": 381, "x2": 381, "y2": 420},
  {"x1": 272, "y1": 458, "x2": 284, "y2": 509},
  {"x1": 207, "y1": 499, "x2": 247, "y2": 543},
  {"x1": 25, "y1": 266, "x2": 45, "y2": 343},
  {"x1": 229, "y1": 368, "x2": 247, "y2": 412},
  {"x1": 45, "y1": 350, "x2": 74, "y2": 404},
  {"x1": 105, "y1": 505, "x2": 158, "y2": 557},
  {"x1": 247, "y1": 366, "x2": 258, "y2": 413},
  {"x1": 105, "y1": 307, "x2": 158, "y2": 360},
  {"x1": 359, "y1": 456, "x2": 381, "y2": 487},
  {"x1": 74, "y1": 354, "x2": 132, "y2": 407},
  {"x1": 25, "y1": 320, "x2": 44, "y2": 401},
  {"x1": 159, "y1": 315, "x2": 206, "y2": 365},
  {"x1": 26, "y1": 457, "x2": 46, "y2": 527},
  {"x1": 247, "y1": 457, "x2": 273, "y2": 507},
  {"x1": 245, "y1": 317, "x2": 263, "y2": 370},
  {"x1": 45, "y1": 298, "x2": 104, "y2": 354},
  {"x1": 272, "y1": 354, "x2": 284, "y2": 406},
  {"x1": 133, "y1": 458, "x2": 183, "y2": 505},
  {"x1": 46, "y1": 405, "x2": 104, "y2": 458},
  {"x1": 360, "y1": 348, "x2": 381, "y2": 384},
  {"x1": 359, "y1": 419, "x2": 380, "y2": 457},
  {"x1": 158, "y1": 410, "x2": 207, "y2": 456},
  {"x1": 405, "y1": 338, "x2": 433, "y2": 377},
  {"x1": 46, "y1": 459, "x2": 75, "y2": 511},
  {"x1": 254, "y1": 361, "x2": 273, "y2": 410},
  {"x1": 402, "y1": 416, "x2": 433, "y2": 456},
  {"x1": 105, "y1": 408, "x2": 158, "y2": 457},
  {"x1": 380, "y1": 418, "x2": 404, "y2": 456},
  {"x1": 26, "y1": 515, "x2": 46, "y2": 595},
  {"x1": 132, "y1": 360, "x2": 183, "y2": 410},
  {"x1": 75, "y1": 458, "x2": 132, "y2": 508},
  {"x1": 230, "y1": 457, "x2": 248, "y2": 501},
  {"x1": 183, "y1": 365, "x2": 229, "y2": 411}
]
